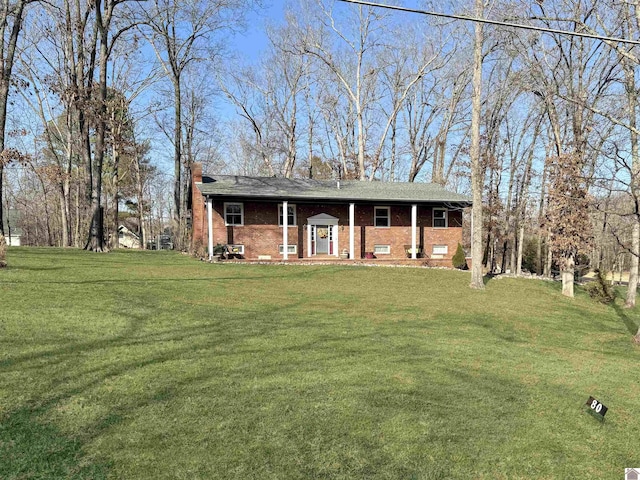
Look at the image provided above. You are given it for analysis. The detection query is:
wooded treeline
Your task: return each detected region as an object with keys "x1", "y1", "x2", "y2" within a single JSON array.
[{"x1": 2, "y1": 1, "x2": 640, "y2": 306}]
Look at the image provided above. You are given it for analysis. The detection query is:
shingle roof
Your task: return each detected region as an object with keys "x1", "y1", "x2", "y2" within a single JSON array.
[{"x1": 197, "y1": 175, "x2": 471, "y2": 205}]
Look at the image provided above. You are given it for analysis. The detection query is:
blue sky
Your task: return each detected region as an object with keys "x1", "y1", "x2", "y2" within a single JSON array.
[
  {"x1": 233, "y1": 0, "x2": 289, "y2": 61},
  {"x1": 232, "y1": 0, "x2": 438, "y2": 61}
]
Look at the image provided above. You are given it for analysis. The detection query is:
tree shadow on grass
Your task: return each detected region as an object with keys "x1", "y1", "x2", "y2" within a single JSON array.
[
  {"x1": 0, "y1": 407, "x2": 112, "y2": 479},
  {"x1": 0, "y1": 299, "x2": 315, "y2": 479},
  {"x1": 611, "y1": 301, "x2": 639, "y2": 336}
]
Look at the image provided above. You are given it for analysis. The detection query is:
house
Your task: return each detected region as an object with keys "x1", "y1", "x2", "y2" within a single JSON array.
[
  {"x1": 627, "y1": 468, "x2": 640, "y2": 480},
  {"x1": 190, "y1": 163, "x2": 471, "y2": 266},
  {"x1": 2, "y1": 209, "x2": 22, "y2": 246},
  {"x1": 116, "y1": 225, "x2": 141, "y2": 249}
]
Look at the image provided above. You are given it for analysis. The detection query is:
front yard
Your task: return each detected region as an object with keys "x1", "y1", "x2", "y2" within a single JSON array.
[{"x1": 1, "y1": 248, "x2": 638, "y2": 479}]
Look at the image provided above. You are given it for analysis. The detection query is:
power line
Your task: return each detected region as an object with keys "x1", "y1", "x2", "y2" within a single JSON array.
[{"x1": 337, "y1": 0, "x2": 640, "y2": 46}]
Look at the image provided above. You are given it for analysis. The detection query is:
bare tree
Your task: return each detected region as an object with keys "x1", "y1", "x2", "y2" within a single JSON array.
[
  {"x1": 0, "y1": 0, "x2": 31, "y2": 258},
  {"x1": 295, "y1": 0, "x2": 387, "y2": 180},
  {"x1": 139, "y1": 0, "x2": 250, "y2": 249},
  {"x1": 220, "y1": 65, "x2": 277, "y2": 176}
]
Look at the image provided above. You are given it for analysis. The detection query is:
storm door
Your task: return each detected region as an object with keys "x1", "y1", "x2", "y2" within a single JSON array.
[{"x1": 316, "y1": 226, "x2": 330, "y2": 254}]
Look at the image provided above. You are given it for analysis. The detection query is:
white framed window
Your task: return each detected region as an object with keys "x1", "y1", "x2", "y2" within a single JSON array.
[
  {"x1": 374, "y1": 206, "x2": 390, "y2": 228},
  {"x1": 224, "y1": 203, "x2": 244, "y2": 226},
  {"x1": 374, "y1": 244, "x2": 391, "y2": 255},
  {"x1": 278, "y1": 204, "x2": 297, "y2": 226},
  {"x1": 433, "y1": 208, "x2": 447, "y2": 228},
  {"x1": 229, "y1": 244, "x2": 245, "y2": 255},
  {"x1": 432, "y1": 245, "x2": 448, "y2": 255},
  {"x1": 279, "y1": 244, "x2": 297, "y2": 254}
]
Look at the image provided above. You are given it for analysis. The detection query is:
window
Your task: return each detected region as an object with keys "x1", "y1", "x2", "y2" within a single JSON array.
[
  {"x1": 224, "y1": 202, "x2": 244, "y2": 226},
  {"x1": 374, "y1": 245, "x2": 390, "y2": 255},
  {"x1": 374, "y1": 206, "x2": 390, "y2": 227},
  {"x1": 432, "y1": 245, "x2": 448, "y2": 255},
  {"x1": 229, "y1": 244, "x2": 244, "y2": 255},
  {"x1": 433, "y1": 208, "x2": 447, "y2": 228},
  {"x1": 279, "y1": 244, "x2": 297, "y2": 254},
  {"x1": 278, "y1": 204, "x2": 297, "y2": 226}
]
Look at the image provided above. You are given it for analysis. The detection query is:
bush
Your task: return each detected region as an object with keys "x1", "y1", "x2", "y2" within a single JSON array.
[
  {"x1": 522, "y1": 237, "x2": 540, "y2": 274},
  {"x1": 452, "y1": 243, "x2": 468, "y2": 270},
  {"x1": 585, "y1": 269, "x2": 615, "y2": 304},
  {"x1": 212, "y1": 243, "x2": 227, "y2": 255}
]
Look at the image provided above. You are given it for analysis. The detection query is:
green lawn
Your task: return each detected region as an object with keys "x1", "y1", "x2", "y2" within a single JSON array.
[{"x1": 1, "y1": 248, "x2": 639, "y2": 479}]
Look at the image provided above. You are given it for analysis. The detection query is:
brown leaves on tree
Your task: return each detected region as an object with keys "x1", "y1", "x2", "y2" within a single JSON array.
[
  {"x1": 0, "y1": 148, "x2": 30, "y2": 167},
  {"x1": 544, "y1": 154, "x2": 593, "y2": 268}
]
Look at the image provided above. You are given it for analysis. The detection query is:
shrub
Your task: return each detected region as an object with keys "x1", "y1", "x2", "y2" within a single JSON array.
[
  {"x1": 212, "y1": 243, "x2": 227, "y2": 255},
  {"x1": 522, "y1": 237, "x2": 540, "y2": 274},
  {"x1": 585, "y1": 269, "x2": 615, "y2": 304},
  {"x1": 452, "y1": 243, "x2": 468, "y2": 270}
]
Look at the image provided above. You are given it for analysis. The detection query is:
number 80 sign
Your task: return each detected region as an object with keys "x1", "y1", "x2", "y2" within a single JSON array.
[{"x1": 586, "y1": 396, "x2": 608, "y2": 418}]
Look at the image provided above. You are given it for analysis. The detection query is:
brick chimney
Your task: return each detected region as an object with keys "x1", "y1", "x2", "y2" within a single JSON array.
[{"x1": 190, "y1": 163, "x2": 205, "y2": 252}]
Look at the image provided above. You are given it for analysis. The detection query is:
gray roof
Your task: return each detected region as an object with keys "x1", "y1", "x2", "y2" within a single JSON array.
[
  {"x1": 197, "y1": 175, "x2": 471, "y2": 205},
  {"x1": 2, "y1": 209, "x2": 22, "y2": 235}
]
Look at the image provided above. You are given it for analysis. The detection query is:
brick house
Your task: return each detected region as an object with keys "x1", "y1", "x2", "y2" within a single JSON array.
[{"x1": 190, "y1": 164, "x2": 471, "y2": 266}]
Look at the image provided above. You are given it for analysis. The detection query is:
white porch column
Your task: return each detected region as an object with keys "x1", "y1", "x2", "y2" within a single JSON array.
[
  {"x1": 333, "y1": 225, "x2": 339, "y2": 257},
  {"x1": 411, "y1": 204, "x2": 417, "y2": 260},
  {"x1": 207, "y1": 197, "x2": 214, "y2": 260},
  {"x1": 282, "y1": 200, "x2": 288, "y2": 260},
  {"x1": 307, "y1": 224, "x2": 312, "y2": 257},
  {"x1": 349, "y1": 203, "x2": 355, "y2": 259}
]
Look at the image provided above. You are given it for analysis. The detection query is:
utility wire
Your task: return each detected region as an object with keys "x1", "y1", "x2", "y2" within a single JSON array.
[{"x1": 337, "y1": 0, "x2": 640, "y2": 46}]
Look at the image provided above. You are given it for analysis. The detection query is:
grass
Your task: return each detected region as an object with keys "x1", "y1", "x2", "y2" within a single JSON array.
[{"x1": 1, "y1": 247, "x2": 639, "y2": 479}]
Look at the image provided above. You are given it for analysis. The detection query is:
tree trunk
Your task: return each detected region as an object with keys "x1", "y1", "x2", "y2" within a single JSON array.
[
  {"x1": 469, "y1": 0, "x2": 484, "y2": 289},
  {"x1": 356, "y1": 106, "x2": 365, "y2": 180},
  {"x1": 501, "y1": 239, "x2": 508, "y2": 274},
  {"x1": 626, "y1": 221, "x2": 639, "y2": 307},
  {"x1": 112, "y1": 142, "x2": 120, "y2": 249},
  {"x1": 536, "y1": 232, "x2": 543, "y2": 275},
  {"x1": 623, "y1": 40, "x2": 640, "y2": 308},
  {"x1": 561, "y1": 253, "x2": 575, "y2": 297},
  {"x1": 0, "y1": 162, "x2": 7, "y2": 251},
  {"x1": 516, "y1": 223, "x2": 525, "y2": 275},
  {"x1": 390, "y1": 120, "x2": 396, "y2": 182},
  {"x1": 60, "y1": 184, "x2": 69, "y2": 247},
  {"x1": 133, "y1": 144, "x2": 146, "y2": 249},
  {"x1": 537, "y1": 157, "x2": 549, "y2": 275},
  {"x1": 0, "y1": 233, "x2": 6, "y2": 267},
  {"x1": 85, "y1": 0, "x2": 113, "y2": 252},
  {"x1": 74, "y1": 182, "x2": 81, "y2": 247},
  {"x1": 173, "y1": 78, "x2": 182, "y2": 248},
  {"x1": 545, "y1": 232, "x2": 552, "y2": 277},
  {"x1": 0, "y1": 164, "x2": 4, "y2": 238}
]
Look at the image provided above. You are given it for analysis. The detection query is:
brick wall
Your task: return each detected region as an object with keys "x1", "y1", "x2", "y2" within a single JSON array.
[
  {"x1": 190, "y1": 164, "x2": 206, "y2": 251},
  {"x1": 206, "y1": 200, "x2": 463, "y2": 265}
]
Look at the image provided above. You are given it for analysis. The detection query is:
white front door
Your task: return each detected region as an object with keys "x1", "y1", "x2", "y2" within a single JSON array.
[
  {"x1": 316, "y1": 225, "x2": 329, "y2": 254},
  {"x1": 307, "y1": 213, "x2": 339, "y2": 257}
]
